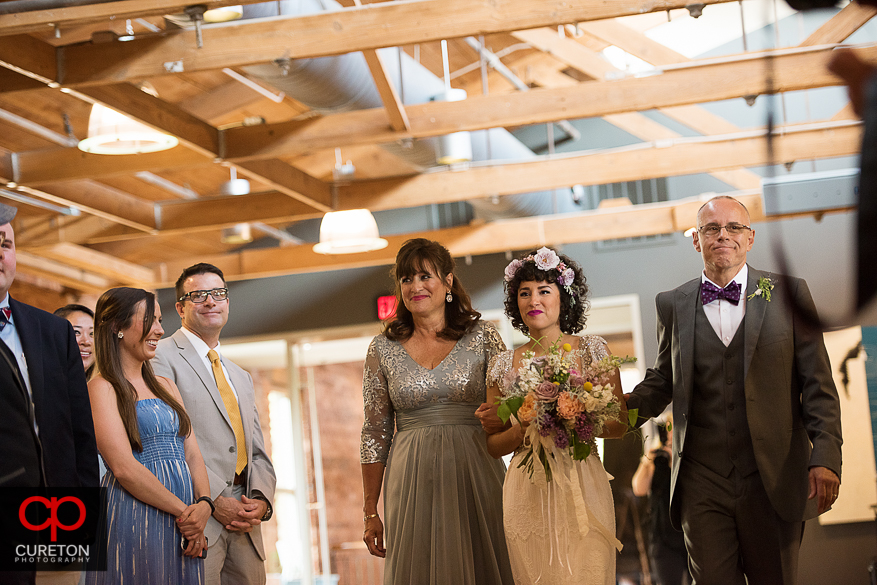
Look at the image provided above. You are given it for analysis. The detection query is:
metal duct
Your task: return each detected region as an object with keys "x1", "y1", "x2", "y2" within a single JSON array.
[{"x1": 239, "y1": 0, "x2": 578, "y2": 220}]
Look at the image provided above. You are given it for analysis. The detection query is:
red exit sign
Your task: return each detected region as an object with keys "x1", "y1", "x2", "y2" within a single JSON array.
[{"x1": 377, "y1": 295, "x2": 398, "y2": 320}]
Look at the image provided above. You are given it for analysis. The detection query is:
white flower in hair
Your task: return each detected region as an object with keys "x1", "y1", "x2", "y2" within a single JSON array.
[
  {"x1": 533, "y1": 247, "x2": 560, "y2": 271},
  {"x1": 558, "y1": 268, "x2": 575, "y2": 287},
  {"x1": 504, "y1": 259, "x2": 523, "y2": 282}
]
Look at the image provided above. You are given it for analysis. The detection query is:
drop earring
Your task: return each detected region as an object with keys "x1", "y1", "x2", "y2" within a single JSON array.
[{"x1": 446, "y1": 291, "x2": 453, "y2": 303}]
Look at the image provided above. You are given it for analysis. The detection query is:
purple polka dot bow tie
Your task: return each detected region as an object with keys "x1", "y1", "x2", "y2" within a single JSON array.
[
  {"x1": 0, "y1": 307, "x2": 10, "y2": 331},
  {"x1": 701, "y1": 281, "x2": 741, "y2": 306}
]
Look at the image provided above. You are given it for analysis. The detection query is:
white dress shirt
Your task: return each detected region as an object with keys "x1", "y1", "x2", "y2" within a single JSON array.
[
  {"x1": 0, "y1": 294, "x2": 32, "y2": 398},
  {"x1": 701, "y1": 264, "x2": 748, "y2": 347},
  {"x1": 179, "y1": 326, "x2": 240, "y2": 400}
]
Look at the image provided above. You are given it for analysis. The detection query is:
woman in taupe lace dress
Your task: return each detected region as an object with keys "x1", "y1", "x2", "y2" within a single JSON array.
[{"x1": 360, "y1": 238, "x2": 514, "y2": 585}]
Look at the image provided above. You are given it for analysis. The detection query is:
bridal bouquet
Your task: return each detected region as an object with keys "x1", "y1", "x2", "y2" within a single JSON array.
[{"x1": 497, "y1": 339, "x2": 636, "y2": 482}]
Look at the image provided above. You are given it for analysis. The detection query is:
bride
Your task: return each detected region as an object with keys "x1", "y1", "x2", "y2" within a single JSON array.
[{"x1": 482, "y1": 248, "x2": 628, "y2": 585}]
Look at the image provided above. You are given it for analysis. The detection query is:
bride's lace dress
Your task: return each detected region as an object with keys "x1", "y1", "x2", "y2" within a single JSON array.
[{"x1": 487, "y1": 335, "x2": 622, "y2": 585}]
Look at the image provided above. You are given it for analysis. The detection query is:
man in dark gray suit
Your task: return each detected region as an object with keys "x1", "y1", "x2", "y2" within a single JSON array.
[
  {"x1": 0, "y1": 202, "x2": 97, "y2": 490},
  {"x1": 0, "y1": 202, "x2": 98, "y2": 585},
  {"x1": 626, "y1": 195, "x2": 842, "y2": 585}
]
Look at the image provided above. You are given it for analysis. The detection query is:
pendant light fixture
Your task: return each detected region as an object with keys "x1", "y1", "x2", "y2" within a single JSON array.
[
  {"x1": 77, "y1": 104, "x2": 178, "y2": 155},
  {"x1": 313, "y1": 209, "x2": 388, "y2": 255}
]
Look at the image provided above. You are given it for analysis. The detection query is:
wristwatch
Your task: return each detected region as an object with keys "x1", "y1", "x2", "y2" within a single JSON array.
[{"x1": 252, "y1": 494, "x2": 273, "y2": 522}]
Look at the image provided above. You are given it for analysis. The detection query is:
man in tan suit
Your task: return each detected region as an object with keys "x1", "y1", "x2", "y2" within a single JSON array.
[
  {"x1": 626, "y1": 196, "x2": 842, "y2": 585},
  {"x1": 153, "y1": 263, "x2": 276, "y2": 584}
]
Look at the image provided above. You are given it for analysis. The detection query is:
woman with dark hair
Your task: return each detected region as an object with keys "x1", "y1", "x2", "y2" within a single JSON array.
[
  {"x1": 84, "y1": 287, "x2": 210, "y2": 585},
  {"x1": 632, "y1": 416, "x2": 690, "y2": 585},
  {"x1": 360, "y1": 238, "x2": 514, "y2": 585},
  {"x1": 54, "y1": 304, "x2": 95, "y2": 379},
  {"x1": 483, "y1": 247, "x2": 627, "y2": 585}
]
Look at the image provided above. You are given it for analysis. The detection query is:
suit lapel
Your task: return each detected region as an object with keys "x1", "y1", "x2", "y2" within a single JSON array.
[
  {"x1": 0, "y1": 338, "x2": 28, "y2": 404},
  {"x1": 10, "y1": 299, "x2": 43, "y2": 405},
  {"x1": 171, "y1": 329, "x2": 235, "y2": 431},
  {"x1": 743, "y1": 266, "x2": 768, "y2": 379},
  {"x1": 675, "y1": 278, "x2": 700, "y2": 397}
]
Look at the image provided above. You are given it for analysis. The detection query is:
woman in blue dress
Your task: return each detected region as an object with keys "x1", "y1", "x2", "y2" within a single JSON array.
[{"x1": 85, "y1": 287, "x2": 211, "y2": 584}]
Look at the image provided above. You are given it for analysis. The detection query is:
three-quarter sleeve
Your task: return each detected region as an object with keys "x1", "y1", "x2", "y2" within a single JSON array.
[
  {"x1": 482, "y1": 321, "x2": 507, "y2": 367},
  {"x1": 589, "y1": 335, "x2": 610, "y2": 363},
  {"x1": 360, "y1": 336, "x2": 395, "y2": 464},
  {"x1": 578, "y1": 334, "x2": 610, "y2": 367}
]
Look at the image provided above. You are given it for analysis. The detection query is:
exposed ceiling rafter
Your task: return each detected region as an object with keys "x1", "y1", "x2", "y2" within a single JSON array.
[
  {"x1": 0, "y1": 0, "x2": 738, "y2": 88},
  {"x1": 151, "y1": 189, "x2": 855, "y2": 285}
]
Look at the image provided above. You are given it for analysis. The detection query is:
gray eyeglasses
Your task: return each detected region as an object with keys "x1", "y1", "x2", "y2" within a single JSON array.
[
  {"x1": 178, "y1": 288, "x2": 229, "y2": 303},
  {"x1": 697, "y1": 223, "x2": 751, "y2": 237}
]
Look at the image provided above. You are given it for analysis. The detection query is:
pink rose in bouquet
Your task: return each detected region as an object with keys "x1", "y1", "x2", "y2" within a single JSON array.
[{"x1": 534, "y1": 381, "x2": 560, "y2": 402}]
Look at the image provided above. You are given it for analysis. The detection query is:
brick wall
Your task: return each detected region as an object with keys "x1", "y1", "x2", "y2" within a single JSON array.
[{"x1": 303, "y1": 361, "x2": 384, "y2": 582}]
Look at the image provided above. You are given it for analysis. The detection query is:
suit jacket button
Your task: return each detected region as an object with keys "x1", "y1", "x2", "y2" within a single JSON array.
[
  {"x1": 229, "y1": 446, "x2": 235, "y2": 453},
  {"x1": 226, "y1": 480, "x2": 232, "y2": 486}
]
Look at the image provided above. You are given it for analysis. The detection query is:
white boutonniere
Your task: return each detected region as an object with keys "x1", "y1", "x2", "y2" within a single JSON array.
[{"x1": 747, "y1": 276, "x2": 774, "y2": 302}]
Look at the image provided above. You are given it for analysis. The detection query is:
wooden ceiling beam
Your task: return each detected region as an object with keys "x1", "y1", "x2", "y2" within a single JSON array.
[
  {"x1": 598, "y1": 112, "x2": 760, "y2": 190},
  {"x1": 0, "y1": 67, "x2": 48, "y2": 92},
  {"x1": 156, "y1": 191, "x2": 321, "y2": 232},
  {"x1": 222, "y1": 44, "x2": 874, "y2": 160},
  {"x1": 75, "y1": 83, "x2": 221, "y2": 158},
  {"x1": 508, "y1": 25, "x2": 762, "y2": 191},
  {"x1": 15, "y1": 214, "x2": 120, "y2": 247},
  {"x1": 177, "y1": 79, "x2": 264, "y2": 123},
  {"x1": 0, "y1": 34, "x2": 57, "y2": 83},
  {"x1": 30, "y1": 242, "x2": 155, "y2": 285},
  {"x1": 335, "y1": 122, "x2": 861, "y2": 211},
  {"x1": 363, "y1": 49, "x2": 411, "y2": 132},
  {"x1": 800, "y1": 1, "x2": 877, "y2": 46},
  {"x1": 15, "y1": 250, "x2": 114, "y2": 294},
  {"x1": 0, "y1": 1, "x2": 267, "y2": 36},
  {"x1": 578, "y1": 19, "x2": 688, "y2": 65},
  {"x1": 41, "y1": 0, "x2": 737, "y2": 87},
  {"x1": 72, "y1": 85, "x2": 332, "y2": 212},
  {"x1": 153, "y1": 189, "x2": 855, "y2": 284},
  {"x1": 7, "y1": 43, "x2": 871, "y2": 180},
  {"x1": 75, "y1": 119, "x2": 861, "y2": 241},
  {"x1": 15, "y1": 181, "x2": 158, "y2": 232},
  {"x1": 152, "y1": 192, "x2": 757, "y2": 283},
  {"x1": 12, "y1": 146, "x2": 212, "y2": 185},
  {"x1": 510, "y1": 27, "x2": 616, "y2": 80},
  {"x1": 234, "y1": 160, "x2": 333, "y2": 212}
]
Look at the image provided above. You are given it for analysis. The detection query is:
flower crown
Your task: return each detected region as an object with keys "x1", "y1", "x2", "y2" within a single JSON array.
[{"x1": 504, "y1": 247, "x2": 576, "y2": 303}]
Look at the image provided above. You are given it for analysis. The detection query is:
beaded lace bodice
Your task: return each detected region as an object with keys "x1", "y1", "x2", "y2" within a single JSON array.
[{"x1": 360, "y1": 321, "x2": 506, "y2": 464}]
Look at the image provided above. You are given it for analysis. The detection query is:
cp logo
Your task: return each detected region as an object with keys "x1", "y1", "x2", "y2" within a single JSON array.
[{"x1": 19, "y1": 496, "x2": 86, "y2": 542}]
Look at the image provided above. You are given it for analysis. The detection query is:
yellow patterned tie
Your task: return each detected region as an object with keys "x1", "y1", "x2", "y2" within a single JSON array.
[{"x1": 207, "y1": 349, "x2": 247, "y2": 475}]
